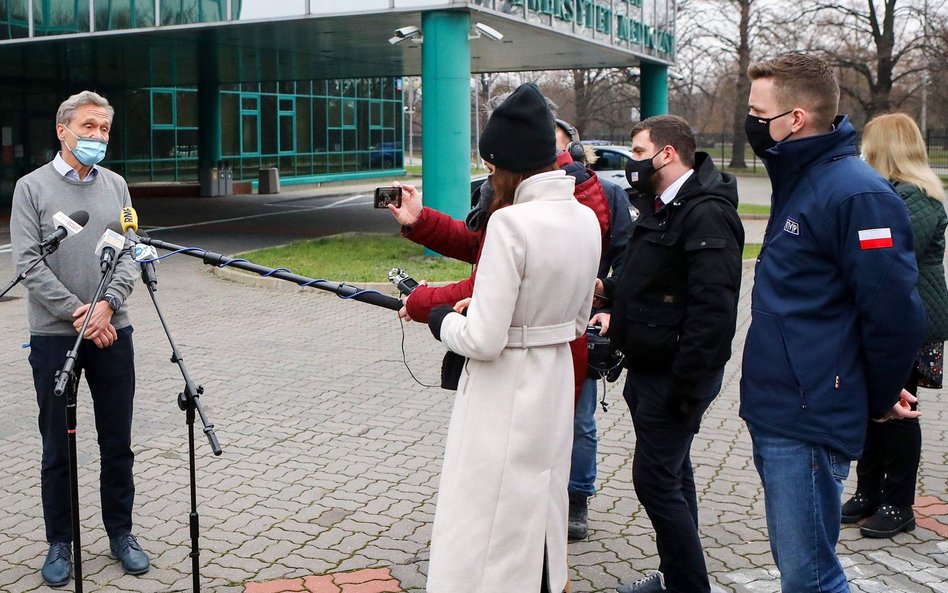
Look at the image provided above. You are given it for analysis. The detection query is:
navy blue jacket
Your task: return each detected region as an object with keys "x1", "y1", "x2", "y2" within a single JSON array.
[{"x1": 739, "y1": 116, "x2": 927, "y2": 459}]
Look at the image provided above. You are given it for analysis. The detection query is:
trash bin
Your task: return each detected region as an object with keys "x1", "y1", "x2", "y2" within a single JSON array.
[
  {"x1": 199, "y1": 165, "x2": 220, "y2": 197},
  {"x1": 217, "y1": 161, "x2": 226, "y2": 195},
  {"x1": 258, "y1": 167, "x2": 280, "y2": 194},
  {"x1": 223, "y1": 163, "x2": 234, "y2": 196}
]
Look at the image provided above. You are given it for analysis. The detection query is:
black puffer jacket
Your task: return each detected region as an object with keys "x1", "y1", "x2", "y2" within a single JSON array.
[{"x1": 603, "y1": 152, "x2": 744, "y2": 392}]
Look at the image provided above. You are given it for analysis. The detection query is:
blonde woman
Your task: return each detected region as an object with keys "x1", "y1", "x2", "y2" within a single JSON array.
[{"x1": 842, "y1": 113, "x2": 948, "y2": 537}]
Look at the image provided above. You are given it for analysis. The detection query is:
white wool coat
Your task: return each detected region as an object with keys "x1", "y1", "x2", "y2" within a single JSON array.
[{"x1": 427, "y1": 170, "x2": 601, "y2": 593}]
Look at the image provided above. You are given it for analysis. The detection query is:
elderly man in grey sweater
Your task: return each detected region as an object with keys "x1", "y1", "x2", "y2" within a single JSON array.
[{"x1": 10, "y1": 90, "x2": 150, "y2": 587}]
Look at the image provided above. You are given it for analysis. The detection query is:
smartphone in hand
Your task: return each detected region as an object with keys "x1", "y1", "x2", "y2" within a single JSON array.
[{"x1": 374, "y1": 186, "x2": 402, "y2": 209}]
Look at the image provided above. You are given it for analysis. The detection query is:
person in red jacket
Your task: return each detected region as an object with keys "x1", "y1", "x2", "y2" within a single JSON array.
[{"x1": 387, "y1": 136, "x2": 611, "y2": 400}]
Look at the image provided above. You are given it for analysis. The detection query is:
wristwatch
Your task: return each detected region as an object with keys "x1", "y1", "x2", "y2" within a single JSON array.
[{"x1": 102, "y1": 294, "x2": 120, "y2": 311}]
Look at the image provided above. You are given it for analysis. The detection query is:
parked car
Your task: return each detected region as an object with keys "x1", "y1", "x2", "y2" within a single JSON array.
[
  {"x1": 368, "y1": 142, "x2": 402, "y2": 168},
  {"x1": 586, "y1": 144, "x2": 633, "y2": 189}
]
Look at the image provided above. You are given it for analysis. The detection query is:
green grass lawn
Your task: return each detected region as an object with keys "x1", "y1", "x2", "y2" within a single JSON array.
[
  {"x1": 238, "y1": 233, "x2": 474, "y2": 283},
  {"x1": 239, "y1": 233, "x2": 766, "y2": 283},
  {"x1": 737, "y1": 203, "x2": 770, "y2": 216}
]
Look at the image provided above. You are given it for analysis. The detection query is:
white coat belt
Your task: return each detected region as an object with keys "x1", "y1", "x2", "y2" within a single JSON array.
[{"x1": 505, "y1": 321, "x2": 576, "y2": 348}]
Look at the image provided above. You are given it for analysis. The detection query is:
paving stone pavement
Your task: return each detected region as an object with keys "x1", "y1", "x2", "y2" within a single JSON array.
[{"x1": 1, "y1": 244, "x2": 946, "y2": 593}]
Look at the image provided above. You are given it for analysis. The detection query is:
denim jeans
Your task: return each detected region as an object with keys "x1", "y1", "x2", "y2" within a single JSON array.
[
  {"x1": 749, "y1": 425, "x2": 851, "y2": 593},
  {"x1": 568, "y1": 378, "x2": 598, "y2": 498}
]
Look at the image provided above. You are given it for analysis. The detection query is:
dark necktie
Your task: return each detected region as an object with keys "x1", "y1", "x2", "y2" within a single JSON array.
[{"x1": 654, "y1": 196, "x2": 663, "y2": 212}]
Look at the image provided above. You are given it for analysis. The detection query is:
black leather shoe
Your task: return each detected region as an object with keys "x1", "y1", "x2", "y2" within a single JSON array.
[
  {"x1": 109, "y1": 533, "x2": 150, "y2": 575},
  {"x1": 617, "y1": 571, "x2": 666, "y2": 593},
  {"x1": 568, "y1": 494, "x2": 589, "y2": 541},
  {"x1": 41, "y1": 542, "x2": 72, "y2": 587},
  {"x1": 841, "y1": 491, "x2": 879, "y2": 524},
  {"x1": 860, "y1": 504, "x2": 916, "y2": 538}
]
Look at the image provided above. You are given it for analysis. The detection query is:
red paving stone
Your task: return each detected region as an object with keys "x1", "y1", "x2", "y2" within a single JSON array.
[
  {"x1": 303, "y1": 575, "x2": 342, "y2": 593},
  {"x1": 912, "y1": 494, "x2": 948, "y2": 537},
  {"x1": 333, "y1": 568, "x2": 393, "y2": 585},
  {"x1": 244, "y1": 577, "x2": 307, "y2": 593},
  {"x1": 246, "y1": 568, "x2": 402, "y2": 593},
  {"x1": 340, "y1": 579, "x2": 402, "y2": 593}
]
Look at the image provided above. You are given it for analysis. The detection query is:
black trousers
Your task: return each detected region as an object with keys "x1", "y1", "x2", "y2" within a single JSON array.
[
  {"x1": 30, "y1": 326, "x2": 136, "y2": 544},
  {"x1": 623, "y1": 368, "x2": 724, "y2": 593},
  {"x1": 855, "y1": 369, "x2": 921, "y2": 508}
]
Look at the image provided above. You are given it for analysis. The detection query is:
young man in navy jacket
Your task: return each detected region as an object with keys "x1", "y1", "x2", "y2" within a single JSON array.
[{"x1": 740, "y1": 53, "x2": 926, "y2": 593}]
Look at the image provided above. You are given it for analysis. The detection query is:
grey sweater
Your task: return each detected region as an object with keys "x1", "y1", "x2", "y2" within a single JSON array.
[{"x1": 10, "y1": 162, "x2": 139, "y2": 335}]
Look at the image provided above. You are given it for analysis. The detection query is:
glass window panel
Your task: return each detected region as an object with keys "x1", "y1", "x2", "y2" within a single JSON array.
[
  {"x1": 95, "y1": 0, "x2": 156, "y2": 30},
  {"x1": 241, "y1": 96, "x2": 257, "y2": 111},
  {"x1": 279, "y1": 115, "x2": 294, "y2": 153},
  {"x1": 176, "y1": 129, "x2": 198, "y2": 158},
  {"x1": 242, "y1": 114, "x2": 258, "y2": 153},
  {"x1": 153, "y1": 129, "x2": 176, "y2": 159},
  {"x1": 1, "y1": 0, "x2": 31, "y2": 39},
  {"x1": 260, "y1": 95, "x2": 276, "y2": 154},
  {"x1": 369, "y1": 102, "x2": 381, "y2": 127},
  {"x1": 261, "y1": 82, "x2": 276, "y2": 94},
  {"x1": 221, "y1": 93, "x2": 239, "y2": 155},
  {"x1": 35, "y1": 0, "x2": 90, "y2": 35},
  {"x1": 152, "y1": 92, "x2": 174, "y2": 125},
  {"x1": 201, "y1": 0, "x2": 223, "y2": 21},
  {"x1": 279, "y1": 98, "x2": 293, "y2": 112},
  {"x1": 162, "y1": 0, "x2": 199, "y2": 25},
  {"x1": 327, "y1": 99, "x2": 341, "y2": 128},
  {"x1": 343, "y1": 129, "x2": 356, "y2": 151},
  {"x1": 177, "y1": 91, "x2": 197, "y2": 127},
  {"x1": 343, "y1": 100, "x2": 356, "y2": 127},
  {"x1": 280, "y1": 81, "x2": 296, "y2": 95},
  {"x1": 296, "y1": 98, "x2": 311, "y2": 153},
  {"x1": 328, "y1": 129, "x2": 342, "y2": 152}
]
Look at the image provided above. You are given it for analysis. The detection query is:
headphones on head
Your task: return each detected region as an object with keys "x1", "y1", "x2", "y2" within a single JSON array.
[{"x1": 555, "y1": 118, "x2": 587, "y2": 163}]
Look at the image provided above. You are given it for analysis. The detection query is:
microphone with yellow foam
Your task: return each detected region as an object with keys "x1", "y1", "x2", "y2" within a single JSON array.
[{"x1": 120, "y1": 207, "x2": 158, "y2": 288}]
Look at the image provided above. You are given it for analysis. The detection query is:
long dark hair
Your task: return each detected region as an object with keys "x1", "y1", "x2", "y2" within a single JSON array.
[{"x1": 489, "y1": 163, "x2": 558, "y2": 214}]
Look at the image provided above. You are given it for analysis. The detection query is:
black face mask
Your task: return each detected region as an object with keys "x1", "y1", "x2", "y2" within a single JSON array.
[
  {"x1": 745, "y1": 110, "x2": 793, "y2": 159},
  {"x1": 625, "y1": 151, "x2": 666, "y2": 195}
]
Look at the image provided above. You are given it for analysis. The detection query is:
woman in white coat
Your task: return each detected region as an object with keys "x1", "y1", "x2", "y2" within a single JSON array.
[{"x1": 425, "y1": 83, "x2": 602, "y2": 593}]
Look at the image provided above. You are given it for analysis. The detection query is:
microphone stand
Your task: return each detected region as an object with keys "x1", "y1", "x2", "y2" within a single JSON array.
[
  {"x1": 138, "y1": 259, "x2": 221, "y2": 593},
  {"x1": 137, "y1": 236, "x2": 404, "y2": 311},
  {"x1": 51, "y1": 249, "x2": 121, "y2": 593},
  {"x1": 0, "y1": 241, "x2": 60, "y2": 299}
]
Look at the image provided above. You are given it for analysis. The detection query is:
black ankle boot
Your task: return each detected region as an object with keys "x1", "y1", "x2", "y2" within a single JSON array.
[
  {"x1": 860, "y1": 504, "x2": 915, "y2": 538},
  {"x1": 568, "y1": 494, "x2": 588, "y2": 541},
  {"x1": 841, "y1": 491, "x2": 879, "y2": 524}
]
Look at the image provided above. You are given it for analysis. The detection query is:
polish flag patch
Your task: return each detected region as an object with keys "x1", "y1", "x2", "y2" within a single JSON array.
[{"x1": 858, "y1": 228, "x2": 893, "y2": 250}]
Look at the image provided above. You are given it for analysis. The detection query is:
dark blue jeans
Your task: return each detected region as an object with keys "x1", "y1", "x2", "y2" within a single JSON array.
[
  {"x1": 623, "y1": 367, "x2": 723, "y2": 593},
  {"x1": 569, "y1": 378, "x2": 598, "y2": 498},
  {"x1": 30, "y1": 327, "x2": 136, "y2": 544}
]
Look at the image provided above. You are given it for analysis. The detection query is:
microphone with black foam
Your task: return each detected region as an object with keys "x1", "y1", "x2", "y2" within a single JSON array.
[
  {"x1": 95, "y1": 224, "x2": 126, "y2": 274},
  {"x1": 40, "y1": 210, "x2": 89, "y2": 250}
]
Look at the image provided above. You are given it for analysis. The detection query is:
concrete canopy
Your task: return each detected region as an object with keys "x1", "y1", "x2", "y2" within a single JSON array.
[{"x1": 0, "y1": 8, "x2": 647, "y2": 89}]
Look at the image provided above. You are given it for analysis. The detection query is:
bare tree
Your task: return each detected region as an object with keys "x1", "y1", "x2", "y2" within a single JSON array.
[{"x1": 800, "y1": 0, "x2": 931, "y2": 120}]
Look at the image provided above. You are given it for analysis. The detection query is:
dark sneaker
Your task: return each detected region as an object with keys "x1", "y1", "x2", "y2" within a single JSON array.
[
  {"x1": 41, "y1": 542, "x2": 72, "y2": 587},
  {"x1": 617, "y1": 571, "x2": 666, "y2": 593},
  {"x1": 860, "y1": 504, "x2": 916, "y2": 538},
  {"x1": 841, "y1": 491, "x2": 879, "y2": 524},
  {"x1": 109, "y1": 533, "x2": 150, "y2": 575},
  {"x1": 568, "y1": 494, "x2": 589, "y2": 541}
]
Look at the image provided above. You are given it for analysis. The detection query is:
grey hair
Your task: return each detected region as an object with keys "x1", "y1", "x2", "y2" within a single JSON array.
[
  {"x1": 56, "y1": 91, "x2": 114, "y2": 125},
  {"x1": 482, "y1": 89, "x2": 559, "y2": 119}
]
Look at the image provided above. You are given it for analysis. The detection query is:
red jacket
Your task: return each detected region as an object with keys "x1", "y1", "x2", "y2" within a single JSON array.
[{"x1": 402, "y1": 165, "x2": 611, "y2": 399}]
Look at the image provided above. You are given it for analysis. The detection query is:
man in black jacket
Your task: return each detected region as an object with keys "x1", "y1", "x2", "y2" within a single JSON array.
[{"x1": 593, "y1": 115, "x2": 744, "y2": 593}]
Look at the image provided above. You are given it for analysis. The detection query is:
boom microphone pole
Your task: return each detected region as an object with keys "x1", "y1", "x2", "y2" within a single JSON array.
[
  {"x1": 132, "y1": 236, "x2": 404, "y2": 311},
  {"x1": 121, "y1": 208, "x2": 220, "y2": 593}
]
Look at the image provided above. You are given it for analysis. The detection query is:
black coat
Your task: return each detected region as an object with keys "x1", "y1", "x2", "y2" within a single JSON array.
[{"x1": 603, "y1": 152, "x2": 744, "y2": 397}]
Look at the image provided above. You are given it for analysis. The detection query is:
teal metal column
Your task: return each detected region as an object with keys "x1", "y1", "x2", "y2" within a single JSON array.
[
  {"x1": 421, "y1": 11, "x2": 471, "y2": 226},
  {"x1": 640, "y1": 61, "x2": 669, "y2": 119},
  {"x1": 198, "y1": 37, "x2": 222, "y2": 195}
]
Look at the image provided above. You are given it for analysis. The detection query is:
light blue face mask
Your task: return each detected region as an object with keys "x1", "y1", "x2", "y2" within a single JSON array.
[{"x1": 65, "y1": 126, "x2": 108, "y2": 166}]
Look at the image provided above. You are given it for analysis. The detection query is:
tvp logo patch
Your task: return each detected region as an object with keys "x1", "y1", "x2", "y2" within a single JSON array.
[{"x1": 783, "y1": 218, "x2": 800, "y2": 236}]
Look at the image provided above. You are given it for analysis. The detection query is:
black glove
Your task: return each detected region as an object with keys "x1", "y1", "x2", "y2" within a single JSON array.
[{"x1": 428, "y1": 305, "x2": 454, "y2": 342}]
